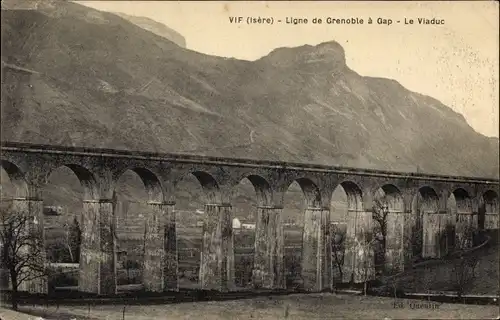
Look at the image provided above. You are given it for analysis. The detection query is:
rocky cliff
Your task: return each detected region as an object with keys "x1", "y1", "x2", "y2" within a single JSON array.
[{"x1": 113, "y1": 12, "x2": 186, "y2": 48}]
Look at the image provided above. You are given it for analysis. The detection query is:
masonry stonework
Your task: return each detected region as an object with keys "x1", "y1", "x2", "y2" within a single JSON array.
[{"x1": 1, "y1": 142, "x2": 498, "y2": 295}]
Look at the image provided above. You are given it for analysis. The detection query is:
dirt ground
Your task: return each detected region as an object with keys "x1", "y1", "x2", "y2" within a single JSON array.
[{"x1": 2, "y1": 293, "x2": 498, "y2": 320}]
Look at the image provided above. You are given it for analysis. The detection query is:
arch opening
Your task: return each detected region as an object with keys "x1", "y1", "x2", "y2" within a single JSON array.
[
  {"x1": 41, "y1": 165, "x2": 92, "y2": 292},
  {"x1": 447, "y1": 188, "x2": 477, "y2": 253},
  {"x1": 371, "y1": 185, "x2": 404, "y2": 274},
  {"x1": 283, "y1": 180, "x2": 308, "y2": 290},
  {"x1": 173, "y1": 171, "x2": 220, "y2": 290},
  {"x1": 452, "y1": 188, "x2": 472, "y2": 213},
  {"x1": 292, "y1": 178, "x2": 322, "y2": 208},
  {"x1": 231, "y1": 175, "x2": 271, "y2": 289},
  {"x1": 479, "y1": 190, "x2": 499, "y2": 230},
  {"x1": 411, "y1": 186, "x2": 439, "y2": 259},
  {"x1": 113, "y1": 169, "x2": 151, "y2": 289},
  {"x1": 0, "y1": 160, "x2": 28, "y2": 199},
  {"x1": 328, "y1": 181, "x2": 364, "y2": 284}
]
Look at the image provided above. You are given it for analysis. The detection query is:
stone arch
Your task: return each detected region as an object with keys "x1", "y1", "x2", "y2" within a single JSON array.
[
  {"x1": 43, "y1": 164, "x2": 99, "y2": 201},
  {"x1": 448, "y1": 187, "x2": 473, "y2": 245},
  {"x1": 113, "y1": 167, "x2": 164, "y2": 203},
  {"x1": 339, "y1": 181, "x2": 363, "y2": 211},
  {"x1": 0, "y1": 160, "x2": 28, "y2": 198},
  {"x1": 238, "y1": 174, "x2": 273, "y2": 207},
  {"x1": 284, "y1": 177, "x2": 322, "y2": 208},
  {"x1": 413, "y1": 186, "x2": 439, "y2": 212},
  {"x1": 190, "y1": 171, "x2": 221, "y2": 204},
  {"x1": 373, "y1": 184, "x2": 404, "y2": 211},
  {"x1": 479, "y1": 190, "x2": 499, "y2": 230},
  {"x1": 451, "y1": 188, "x2": 472, "y2": 213},
  {"x1": 172, "y1": 169, "x2": 222, "y2": 205}
]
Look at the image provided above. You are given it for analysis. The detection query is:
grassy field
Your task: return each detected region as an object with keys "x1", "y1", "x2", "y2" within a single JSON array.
[
  {"x1": 5, "y1": 293, "x2": 498, "y2": 320},
  {"x1": 46, "y1": 225, "x2": 305, "y2": 290},
  {"x1": 387, "y1": 241, "x2": 499, "y2": 296},
  {"x1": 176, "y1": 226, "x2": 304, "y2": 289}
]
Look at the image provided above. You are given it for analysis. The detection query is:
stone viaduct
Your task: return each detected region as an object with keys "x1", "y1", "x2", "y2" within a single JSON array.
[{"x1": 1, "y1": 142, "x2": 498, "y2": 295}]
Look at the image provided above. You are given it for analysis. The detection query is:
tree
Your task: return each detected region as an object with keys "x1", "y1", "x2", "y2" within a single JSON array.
[
  {"x1": 452, "y1": 253, "x2": 478, "y2": 300},
  {"x1": 331, "y1": 222, "x2": 346, "y2": 287},
  {"x1": 358, "y1": 230, "x2": 377, "y2": 296},
  {"x1": 63, "y1": 216, "x2": 81, "y2": 263},
  {"x1": 450, "y1": 223, "x2": 478, "y2": 300},
  {"x1": 0, "y1": 206, "x2": 47, "y2": 310},
  {"x1": 372, "y1": 198, "x2": 389, "y2": 273}
]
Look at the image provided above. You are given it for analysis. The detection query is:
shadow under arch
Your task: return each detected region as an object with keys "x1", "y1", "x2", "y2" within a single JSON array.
[
  {"x1": 1, "y1": 160, "x2": 29, "y2": 198},
  {"x1": 284, "y1": 177, "x2": 322, "y2": 208},
  {"x1": 43, "y1": 164, "x2": 99, "y2": 201},
  {"x1": 113, "y1": 167, "x2": 165, "y2": 203},
  {"x1": 411, "y1": 186, "x2": 439, "y2": 259},
  {"x1": 451, "y1": 188, "x2": 472, "y2": 213},
  {"x1": 189, "y1": 171, "x2": 221, "y2": 204},
  {"x1": 339, "y1": 181, "x2": 363, "y2": 211},
  {"x1": 243, "y1": 174, "x2": 273, "y2": 207},
  {"x1": 479, "y1": 190, "x2": 499, "y2": 230}
]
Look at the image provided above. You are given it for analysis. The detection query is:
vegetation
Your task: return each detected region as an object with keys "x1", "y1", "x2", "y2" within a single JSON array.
[{"x1": 0, "y1": 206, "x2": 47, "y2": 310}]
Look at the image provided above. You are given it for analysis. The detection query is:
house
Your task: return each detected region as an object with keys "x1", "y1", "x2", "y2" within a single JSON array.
[
  {"x1": 232, "y1": 218, "x2": 241, "y2": 229},
  {"x1": 43, "y1": 206, "x2": 64, "y2": 216},
  {"x1": 241, "y1": 223, "x2": 256, "y2": 230}
]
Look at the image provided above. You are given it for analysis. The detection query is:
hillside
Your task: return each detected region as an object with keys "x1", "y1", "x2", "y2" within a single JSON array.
[
  {"x1": 0, "y1": 1, "x2": 499, "y2": 249},
  {"x1": 1, "y1": 1, "x2": 498, "y2": 178}
]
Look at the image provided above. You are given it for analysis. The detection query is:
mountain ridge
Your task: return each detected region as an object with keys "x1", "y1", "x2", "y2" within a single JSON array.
[{"x1": 1, "y1": 1, "x2": 498, "y2": 179}]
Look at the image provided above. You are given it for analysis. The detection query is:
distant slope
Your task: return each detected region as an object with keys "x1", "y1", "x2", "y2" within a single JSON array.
[
  {"x1": 113, "y1": 12, "x2": 186, "y2": 48},
  {"x1": 1, "y1": 1, "x2": 497, "y2": 178}
]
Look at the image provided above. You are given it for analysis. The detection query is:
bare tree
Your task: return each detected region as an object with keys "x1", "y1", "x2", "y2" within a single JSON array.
[
  {"x1": 452, "y1": 254, "x2": 478, "y2": 300},
  {"x1": 451, "y1": 224, "x2": 478, "y2": 300},
  {"x1": 63, "y1": 216, "x2": 81, "y2": 263},
  {"x1": 331, "y1": 223, "x2": 346, "y2": 288},
  {"x1": 372, "y1": 198, "x2": 389, "y2": 274},
  {"x1": 358, "y1": 230, "x2": 377, "y2": 296},
  {"x1": 0, "y1": 206, "x2": 47, "y2": 310}
]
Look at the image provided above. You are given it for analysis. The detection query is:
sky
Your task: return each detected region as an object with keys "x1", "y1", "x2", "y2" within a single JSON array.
[{"x1": 77, "y1": 1, "x2": 499, "y2": 137}]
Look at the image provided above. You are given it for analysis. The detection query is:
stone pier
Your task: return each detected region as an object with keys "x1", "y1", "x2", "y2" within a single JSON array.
[
  {"x1": 252, "y1": 206, "x2": 285, "y2": 289},
  {"x1": 11, "y1": 198, "x2": 47, "y2": 293},
  {"x1": 483, "y1": 198, "x2": 499, "y2": 229},
  {"x1": 143, "y1": 201, "x2": 178, "y2": 292},
  {"x1": 199, "y1": 203, "x2": 234, "y2": 291},
  {"x1": 79, "y1": 199, "x2": 116, "y2": 295},
  {"x1": 384, "y1": 209, "x2": 405, "y2": 273},
  {"x1": 301, "y1": 207, "x2": 331, "y2": 292},
  {"x1": 422, "y1": 210, "x2": 450, "y2": 258},
  {"x1": 485, "y1": 213, "x2": 499, "y2": 230},
  {"x1": 343, "y1": 209, "x2": 374, "y2": 283},
  {"x1": 455, "y1": 211, "x2": 476, "y2": 249}
]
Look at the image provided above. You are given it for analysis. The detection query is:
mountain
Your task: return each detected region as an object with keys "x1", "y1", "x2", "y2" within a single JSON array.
[
  {"x1": 1, "y1": 1, "x2": 498, "y2": 262},
  {"x1": 113, "y1": 12, "x2": 186, "y2": 48},
  {"x1": 1, "y1": 2, "x2": 499, "y2": 184},
  {"x1": 2, "y1": 2, "x2": 498, "y2": 178}
]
